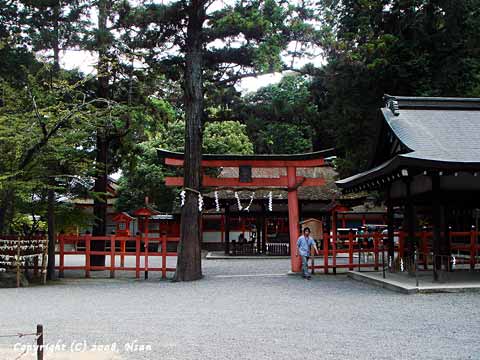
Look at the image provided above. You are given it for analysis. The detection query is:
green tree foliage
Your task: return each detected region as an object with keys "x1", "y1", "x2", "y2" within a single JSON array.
[
  {"x1": 19, "y1": 0, "x2": 90, "y2": 69},
  {"x1": 259, "y1": 123, "x2": 311, "y2": 154},
  {"x1": 203, "y1": 121, "x2": 253, "y2": 155},
  {"x1": 313, "y1": 0, "x2": 480, "y2": 176},
  {"x1": 232, "y1": 74, "x2": 331, "y2": 153},
  {"x1": 116, "y1": 119, "x2": 254, "y2": 212},
  {"x1": 0, "y1": 67, "x2": 102, "y2": 234}
]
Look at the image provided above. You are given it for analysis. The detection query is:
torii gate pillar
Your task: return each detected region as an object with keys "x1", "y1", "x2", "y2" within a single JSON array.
[{"x1": 287, "y1": 166, "x2": 301, "y2": 272}]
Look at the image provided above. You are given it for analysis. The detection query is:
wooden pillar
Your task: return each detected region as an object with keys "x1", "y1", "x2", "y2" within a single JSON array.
[
  {"x1": 432, "y1": 175, "x2": 442, "y2": 281},
  {"x1": 287, "y1": 166, "x2": 301, "y2": 272},
  {"x1": 262, "y1": 214, "x2": 267, "y2": 254},
  {"x1": 220, "y1": 215, "x2": 224, "y2": 243},
  {"x1": 386, "y1": 188, "x2": 395, "y2": 265},
  {"x1": 144, "y1": 216, "x2": 149, "y2": 280},
  {"x1": 404, "y1": 178, "x2": 415, "y2": 274},
  {"x1": 256, "y1": 215, "x2": 262, "y2": 254},
  {"x1": 432, "y1": 175, "x2": 449, "y2": 281},
  {"x1": 443, "y1": 206, "x2": 451, "y2": 270},
  {"x1": 224, "y1": 204, "x2": 230, "y2": 255}
]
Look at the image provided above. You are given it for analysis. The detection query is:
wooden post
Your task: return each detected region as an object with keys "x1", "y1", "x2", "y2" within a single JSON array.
[
  {"x1": 135, "y1": 233, "x2": 140, "y2": 279},
  {"x1": 41, "y1": 240, "x2": 47, "y2": 284},
  {"x1": 224, "y1": 204, "x2": 230, "y2": 255},
  {"x1": 34, "y1": 254, "x2": 39, "y2": 277},
  {"x1": 332, "y1": 230, "x2": 337, "y2": 274},
  {"x1": 120, "y1": 239, "x2": 126, "y2": 268},
  {"x1": 470, "y1": 227, "x2": 476, "y2": 271},
  {"x1": 404, "y1": 178, "x2": 415, "y2": 274},
  {"x1": 432, "y1": 174, "x2": 442, "y2": 281},
  {"x1": 162, "y1": 234, "x2": 167, "y2": 279},
  {"x1": 59, "y1": 235, "x2": 65, "y2": 278},
  {"x1": 444, "y1": 208, "x2": 451, "y2": 271},
  {"x1": 256, "y1": 213, "x2": 262, "y2": 254},
  {"x1": 421, "y1": 229, "x2": 428, "y2": 269},
  {"x1": 144, "y1": 219, "x2": 149, "y2": 280},
  {"x1": 399, "y1": 231, "x2": 405, "y2": 258},
  {"x1": 199, "y1": 214, "x2": 203, "y2": 250},
  {"x1": 220, "y1": 215, "x2": 224, "y2": 244},
  {"x1": 374, "y1": 232, "x2": 379, "y2": 270},
  {"x1": 261, "y1": 211, "x2": 267, "y2": 255},
  {"x1": 287, "y1": 166, "x2": 301, "y2": 272},
  {"x1": 85, "y1": 235, "x2": 91, "y2": 278},
  {"x1": 16, "y1": 238, "x2": 20, "y2": 288},
  {"x1": 323, "y1": 232, "x2": 329, "y2": 274},
  {"x1": 332, "y1": 210, "x2": 337, "y2": 274},
  {"x1": 386, "y1": 193, "x2": 395, "y2": 268},
  {"x1": 37, "y1": 324, "x2": 43, "y2": 360},
  {"x1": 110, "y1": 235, "x2": 115, "y2": 278},
  {"x1": 348, "y1": 230, "x2": 354, "y2": 270}
]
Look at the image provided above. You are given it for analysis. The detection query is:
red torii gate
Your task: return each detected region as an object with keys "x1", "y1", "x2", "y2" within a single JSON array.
[{"x1": 158, "y1": 148, "x2": 335, "y2": 273}]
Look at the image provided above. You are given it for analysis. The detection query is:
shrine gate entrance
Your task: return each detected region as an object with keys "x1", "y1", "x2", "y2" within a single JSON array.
[{"x1": 159, "y1": 149, "x2": 335, "y2": 272}]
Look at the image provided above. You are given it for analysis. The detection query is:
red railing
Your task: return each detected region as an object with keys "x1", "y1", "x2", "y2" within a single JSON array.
[
  {"x1": 311, "y1": 230, "x2": 480, "y2": 274},
  {"x1": 56, "y1": 234, "x2": 179, "y2": 279},
  {"x1": 311, "y1": 232, "x2": 388, "y2": 273}
]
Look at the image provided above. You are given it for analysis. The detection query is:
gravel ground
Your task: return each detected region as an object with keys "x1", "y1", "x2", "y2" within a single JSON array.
[{"x1": 1, "y1": 259, "x2": 480, "y2": 360}]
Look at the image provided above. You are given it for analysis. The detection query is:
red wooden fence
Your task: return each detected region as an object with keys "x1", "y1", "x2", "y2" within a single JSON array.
[
  {"x1": 56, "y1": 234, "x2": 179, "y2": 279},
  {"x1": 311, "y1": 230, "x2": 480, "y2": 274}
]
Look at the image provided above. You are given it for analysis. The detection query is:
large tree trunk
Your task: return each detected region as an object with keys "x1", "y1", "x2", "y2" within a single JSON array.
[
  {"x1": 91, "y1": 0, "x2": 111, "y2": 266},
  {"x1": 47, "y1": 187, "x2": 56, "y2": 280},
  {"x1": 0, "y1": 189, "x2": 14, "y2": 235},
  {"x1": 173, "y1": 0, "x2": 205, "y2": 282},
  {"x1": 52, "y1": 1, "x2": 60, "y2": 73},
  {"x1": 91, "y1": 134, "x2": 108, "y2": 266}
]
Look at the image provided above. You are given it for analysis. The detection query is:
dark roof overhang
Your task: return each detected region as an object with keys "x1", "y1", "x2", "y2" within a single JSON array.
[{"x1": 337, "y1": 155, "x2": 480, "y2": 193}]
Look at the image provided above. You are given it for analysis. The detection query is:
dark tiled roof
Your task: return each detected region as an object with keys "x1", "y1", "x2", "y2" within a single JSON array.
[{"x1": 337, "y1": 96, "x2": 480, "y2": 189}]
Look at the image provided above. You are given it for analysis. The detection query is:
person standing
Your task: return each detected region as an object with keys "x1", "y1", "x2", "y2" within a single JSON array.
[{"x1": 296, "y1": 227, "x2": 319, "y2": 279}]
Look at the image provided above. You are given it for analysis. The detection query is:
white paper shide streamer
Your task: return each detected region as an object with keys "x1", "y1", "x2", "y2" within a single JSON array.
[
  {"x1": 268, "y1": 191, "x2": 273, "y2": 211},
  {"x1": 198, "y1": 193, "x2": 203, "y2": 212},
  {"x1": 180, "y1": 190, "x2": 186, "y2": 207},
  {"x1": 244, "y1": 192, "x2": 255, "y2": 212},
  {"x1": 235, "y1": 192, "x2": 243, "y2": 211},
  {"x1": 215, "y1": 191, "x2": 220, "y2": 212}
]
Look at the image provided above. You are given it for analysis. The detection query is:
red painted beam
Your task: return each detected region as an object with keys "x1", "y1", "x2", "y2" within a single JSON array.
[
  {"x1": 164, "y1": 158, "x2": 325, "y2": 168},
  {"x1": 164, "y1": 176, "x2": 326, "y2": 187}
]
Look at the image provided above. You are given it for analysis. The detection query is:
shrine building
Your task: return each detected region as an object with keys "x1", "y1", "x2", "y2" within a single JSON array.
[{"x1": 337, "y1": 95, "x2": 480, "y2": 281}]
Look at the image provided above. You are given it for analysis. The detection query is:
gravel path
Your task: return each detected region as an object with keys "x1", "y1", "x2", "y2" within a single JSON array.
[{"x1": 1, "y1": 259, "x2": 480, "y2": 359}]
